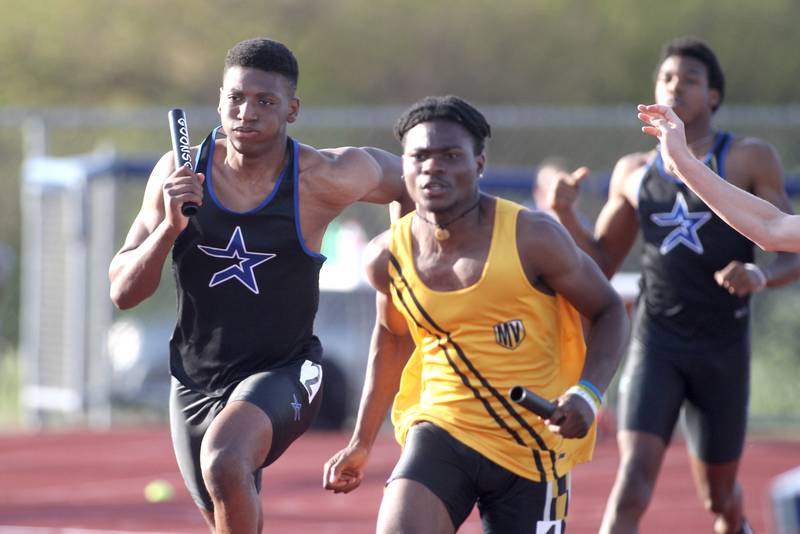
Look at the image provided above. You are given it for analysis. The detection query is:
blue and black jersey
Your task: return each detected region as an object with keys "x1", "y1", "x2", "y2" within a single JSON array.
[
  {"x1": 636, "y1": 132, "x2": 754, "y2": 341},
  {"x1": 169, "y1": 129, "x2": 324, "y2": 396}
]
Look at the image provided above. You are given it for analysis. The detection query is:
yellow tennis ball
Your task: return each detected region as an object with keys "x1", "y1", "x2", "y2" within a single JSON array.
[{"x1": 144, "y1": 479, "x2": 175, "y2": 503}]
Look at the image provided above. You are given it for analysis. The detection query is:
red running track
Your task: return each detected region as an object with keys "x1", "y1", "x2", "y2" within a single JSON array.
[{"x1": 0, "y1": 428, "x2": 796, "y2": 533}]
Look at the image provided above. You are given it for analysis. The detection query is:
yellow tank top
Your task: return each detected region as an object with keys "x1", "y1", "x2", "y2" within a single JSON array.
[{"x1": 389, "y1": 197, "x2": 595, "y2": 482}]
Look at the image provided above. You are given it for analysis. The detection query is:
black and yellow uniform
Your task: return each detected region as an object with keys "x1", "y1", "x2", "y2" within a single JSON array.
[{"x1": 387, "y1": 197, "x2": 592, "y2": 532}]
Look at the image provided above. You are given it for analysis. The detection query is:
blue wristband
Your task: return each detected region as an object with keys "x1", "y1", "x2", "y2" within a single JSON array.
[{"x1": 578, "y1": 379, "x2": 603, "y2": 403}]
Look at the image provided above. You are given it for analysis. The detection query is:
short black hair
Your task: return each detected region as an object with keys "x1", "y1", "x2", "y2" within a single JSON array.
[
  {"x1": 394, "y1": 95, "x2": 492, "y2": 154},
  {"x1": 658, "y1": 37, "x2": 725, "y2": 112},
  {"x1": 224, "y1": 38, "x2": 298, "y2": 89}
]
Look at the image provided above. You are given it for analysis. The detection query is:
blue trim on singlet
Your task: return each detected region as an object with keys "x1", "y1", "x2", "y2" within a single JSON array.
[
  {"x1": 204, "y1": 126, "x2": 289, "y2": 216},
  {"x1": 653, "y1": 152, "x2": 677, "y2": 183},
  {"x1": 636, "y1": 159, "x2": 656, "y2": 211},
  {"x1": 637, "y1": 132, "x2": 732, "y2": 213},
  {"x1": 201, "y1": 126, "x2": 220, "y2": 177},
  {"x1": 716, "y1": 133, "x2": 733, "y2": 178},
  {"x1": 291, "y1": 140, "x2": 326, "y2": 261},
  {"x1": 653, "y1": 132, "x2": 729, "y2": 183},
  {"x1": 193, "y1": 130, "x2": 213, "y2": 174}
]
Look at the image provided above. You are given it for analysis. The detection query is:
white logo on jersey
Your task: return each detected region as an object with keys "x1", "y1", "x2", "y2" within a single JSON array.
[
  {"x1": 300, "y1": 360, "x2": 323, "y2": 403},
  {"x1": 650, "y1": 192, "x2": 712, "y2": 255},
  {"x1": 197, "y1": 226, "x2": 276, "y2": 294}
]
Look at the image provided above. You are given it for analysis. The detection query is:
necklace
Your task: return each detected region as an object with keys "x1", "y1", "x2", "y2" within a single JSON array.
[{"x1": 416, "y1": 197, "x2": 481, "y2": 241}]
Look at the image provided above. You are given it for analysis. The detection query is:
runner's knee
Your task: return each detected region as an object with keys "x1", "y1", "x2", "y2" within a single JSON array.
[
  {"x1": 614, "y1": 456, "x2": 660, "y2": 513},
  {"x1": 615, "y1": 479, "x2": 653, "y2": 515},
  {"x1": 200, "y1": 446, "x2": 250, "y2": 500}
]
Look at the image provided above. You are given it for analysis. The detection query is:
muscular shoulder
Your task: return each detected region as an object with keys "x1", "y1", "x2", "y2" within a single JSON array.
[
  {"x1": 516, "y1": 208, "x2": 582, "y2": 275},
  {"x1": 363, "y1": 230, "x2": 393, "y2": 294},
  {"x1": 517, "y1": 207, "x2": 569, "y2": 244},
  {"x1": 727, "y1": 135, "x2": 781, "y2": 167},
  {"x1": 613, "y1": 150, "x2": 652, "y2": 182},
  {"x1": 298, "y1": 144, "x2": 379, "y2": 182},
  {"x1": 607, "y1": 150, "x2": 653, "y2": 206},
  {"x1": 296, "y1": 143, "x2": 383, "y2": 204},
  {"x1": 728, "y1": 134, "x2": 777, "y2": 156},
  {"x1": 724, "y1": 135, "x2": 783, "y2": 190}
]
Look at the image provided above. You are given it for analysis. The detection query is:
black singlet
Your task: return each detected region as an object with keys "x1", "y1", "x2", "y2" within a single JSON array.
[
  {"x1": 169, "y1": 129, "x2": 324, "y2": 396},
  {"x1": 636, "y1": 132, "x2": 754, "y2": 340}
]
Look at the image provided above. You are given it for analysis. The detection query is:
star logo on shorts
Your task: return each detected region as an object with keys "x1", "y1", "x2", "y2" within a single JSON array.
[
  {"x1": 197, "y1": 226, "x2": 276, "y2": 294},
  {"x1": 290, "y1": 394, "x2": 302, "y2": 421},
  {"x1": 650, "y1": 192, "x2": 712, "y2": 255}
]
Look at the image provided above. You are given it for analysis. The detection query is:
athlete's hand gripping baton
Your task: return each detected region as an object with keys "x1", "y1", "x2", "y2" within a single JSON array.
[
  {"x1": 509, "y1": 386, "x2": 556, "y2": 419},
  {"x1": 168, "y1": 108, "x2": 198, "y2": 217}
]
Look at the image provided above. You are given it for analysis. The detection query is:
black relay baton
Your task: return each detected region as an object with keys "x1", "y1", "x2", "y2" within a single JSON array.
[
  {"x1": 509, "y1": 386, "x2": 556, "y2": 419},
  {"x1": 167, "y1": 108, "x2": 198, "y2": 217}
]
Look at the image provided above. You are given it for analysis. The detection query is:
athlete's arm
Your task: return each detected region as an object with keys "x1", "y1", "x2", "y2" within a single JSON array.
[
  {"x1": 742, "y1": 141, "x2": 800, "y2": 285},
  {"x1": 313, "y1": 145, "x2": 411, "y2": 207},
  {"x1": 323, "y1": 232, "x2": 414, "y2": 494},
  {"x1": 108, "y1": 151, "x2": 204, "y2": 309},
  {"x1": 518, "y1": 213, "x2": 630, "y2": 438},
  {"x1": 550, "y1": 156, "x2": 641, "y2": 278},
  {"x1": 639, "y1": 103, "x2": 800, "y2": 252},
  {"x1": 715, "y1": 137, "x2": 800, "y2": 292},
  {"x1": 362, "y1": 147, "x2": 415, "y2": 220}
]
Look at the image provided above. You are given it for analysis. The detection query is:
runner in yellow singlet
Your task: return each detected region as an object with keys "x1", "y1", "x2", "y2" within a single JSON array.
[{"x1": 323, "y1": 96, "x2": 630, "y2": 534}]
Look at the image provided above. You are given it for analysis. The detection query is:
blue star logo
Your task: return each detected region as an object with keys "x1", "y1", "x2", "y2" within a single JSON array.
[
  {"x1": 197, "y1": 226, "x2": 276, "y2": 294},
  {"x1": 290, "y1": 394, "x2": 302, "y2": 421},
  {"x1": 650, "y1": 192, "x2": 712, "y2": 255}
]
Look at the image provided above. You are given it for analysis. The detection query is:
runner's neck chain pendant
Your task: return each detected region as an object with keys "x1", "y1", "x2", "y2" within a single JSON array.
[{"x1": 416, "y1": 197, "x2": 481, "y2": 241}]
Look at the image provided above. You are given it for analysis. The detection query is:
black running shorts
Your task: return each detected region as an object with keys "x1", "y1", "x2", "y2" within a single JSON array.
[
  {"x1": 619, "y1": 318, "x2": 750, "y2": 463},
  {"x1": 169, "y1": 358, "x2": 323, "y2": 510},
  {"x1": 388, "y1": 421, "x2": 571, "y2": 533}
]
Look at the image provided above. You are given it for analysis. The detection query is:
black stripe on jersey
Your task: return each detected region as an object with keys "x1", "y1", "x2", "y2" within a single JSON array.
[
  {"x1": 388, "y1": 253, "x2": 557, "y2": 478},
  {"x1": 387, "y1": 254, "x2": 553, "y2": 454},
  {"x1": 389, "y1": 278, "x2": 551, "y2": 477},
  {"x1": 387, "y1": 279, "x2": 524, "y2": 447},
  {"x1": 559, "y1": 474, "x2": 569, "y2": 520},
  {"x1": 388, "y1": 255, "x2": 448, "y2": 332},
  {"x1": 557, "y1": 473, "x2": 567, "y2": 495},
  {"x1": 550, "y1": 474, "x2": 567, "y2": 521}
]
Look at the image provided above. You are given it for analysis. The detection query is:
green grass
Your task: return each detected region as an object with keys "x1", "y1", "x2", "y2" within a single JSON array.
[{"x1": 0, "y1": 347, "x2": 20, "y2": 429}]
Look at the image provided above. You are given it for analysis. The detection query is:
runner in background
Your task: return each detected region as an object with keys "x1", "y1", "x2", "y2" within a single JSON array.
[{"x1": 548, "y1": 37, "x2": 800, "y2": 534}]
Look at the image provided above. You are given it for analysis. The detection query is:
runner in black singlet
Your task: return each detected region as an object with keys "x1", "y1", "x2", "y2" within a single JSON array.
[
  {"x1": 637, "y1": 104, "x2": 800, "y2": 254},
  {"x1": 548, "y1": 37, "x2": 800, "y2": 534},
  {"x1": 109, "y1": 38, "x2": 409, "y2": 532}
]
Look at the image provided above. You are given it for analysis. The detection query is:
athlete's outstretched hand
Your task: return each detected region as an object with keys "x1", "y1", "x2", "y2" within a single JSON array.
[
  {"x1": 545, "y1": 392, "x2": 595, "y2": 439},
  {"x1": 547, "y1": 166, "x2": 590, "y2": 216},
  {"x1": 323, "y1": 443, "x2": 369, "y2": 494},
  {"x1": 637, "y1": 104, "x2": 695, "y2": 177}
]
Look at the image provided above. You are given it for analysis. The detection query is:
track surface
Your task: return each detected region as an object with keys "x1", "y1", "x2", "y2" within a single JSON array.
[{"x1": 0, "y1": 428, "x2": 796, "y2": 533}]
